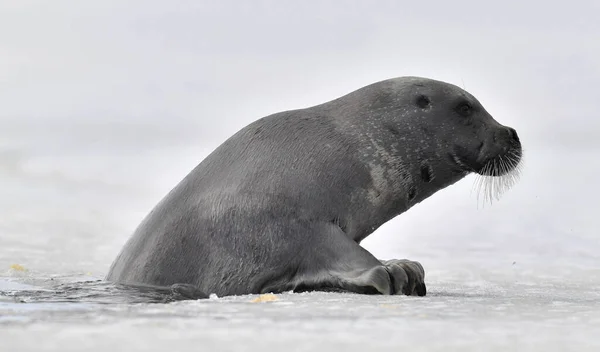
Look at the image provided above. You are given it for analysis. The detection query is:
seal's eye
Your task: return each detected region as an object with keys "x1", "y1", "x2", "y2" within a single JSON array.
[
  {"x1": 456, "y1": 102, "x2": 473, "y2": 116},
  {"x1": 416, "y1": 95, "x2": 430, "y2": 109}
]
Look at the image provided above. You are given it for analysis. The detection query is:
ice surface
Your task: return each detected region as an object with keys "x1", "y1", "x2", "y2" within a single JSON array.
[{"x1": 1, "y1": 276, "x2": 599, "y2": 351}]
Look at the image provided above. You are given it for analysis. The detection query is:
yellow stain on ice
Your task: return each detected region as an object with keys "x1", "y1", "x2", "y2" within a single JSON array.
[
  {"x1": 9, "y1": 264, "x2": 27, "y2": 272},
  {"x1": 380, "y1": 304, "x2": 400, "y2": 309},
  {"x1": 251, "y1": 293, "x2": 278, "y2": 303}
]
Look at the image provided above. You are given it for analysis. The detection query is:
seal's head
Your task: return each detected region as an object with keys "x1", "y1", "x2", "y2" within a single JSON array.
[
  {"x1": 399, "y1": 77, "x2": 523, "y2": 201},
  {"x1": 334, "y1": 76, "x2": 523, "y2": 205},
  {"x1": 437, "y1": 92, "x2": 522, "y2": 179}
]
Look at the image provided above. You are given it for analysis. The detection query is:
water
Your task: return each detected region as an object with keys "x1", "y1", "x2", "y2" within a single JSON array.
[{"x1": 1, "y1": 121, "x2": 599, "y2": 351}]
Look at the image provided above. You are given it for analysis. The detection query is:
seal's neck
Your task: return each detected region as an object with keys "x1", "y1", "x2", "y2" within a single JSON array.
[{"x1": 346, "y1": 137, "x2": 469, "y2": 243}]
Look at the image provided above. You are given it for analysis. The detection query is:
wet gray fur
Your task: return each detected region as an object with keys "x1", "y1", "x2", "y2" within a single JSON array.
[{"x1": 106, "y1": 76, "x2": 521, "y2": 298}]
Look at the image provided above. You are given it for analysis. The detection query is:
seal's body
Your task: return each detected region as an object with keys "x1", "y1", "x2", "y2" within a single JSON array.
[{"x1": 106, "y1": 77, "x2": 522, "y2": 298}]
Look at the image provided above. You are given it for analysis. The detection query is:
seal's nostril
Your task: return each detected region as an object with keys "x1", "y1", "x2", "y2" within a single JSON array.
[{"x1": 507, "y1": 127, "x2": 520, "y2": 143}]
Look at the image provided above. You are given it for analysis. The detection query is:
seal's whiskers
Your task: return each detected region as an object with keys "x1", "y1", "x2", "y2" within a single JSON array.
[{"x1": 473, "y1": 150, "x2": 523, "y2": 207}]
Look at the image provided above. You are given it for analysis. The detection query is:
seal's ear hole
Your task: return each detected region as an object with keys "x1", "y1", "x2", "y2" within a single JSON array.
[{"x1": 416, "y1": 95, "x2": 430, "y2": 109}]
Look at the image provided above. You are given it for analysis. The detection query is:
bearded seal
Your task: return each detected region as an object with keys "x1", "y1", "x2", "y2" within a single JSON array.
[{"x1": 106, "y1": 76, "x2": 522, "y2": 298}]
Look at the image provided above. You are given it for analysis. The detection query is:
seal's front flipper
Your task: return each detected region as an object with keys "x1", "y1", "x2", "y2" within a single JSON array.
[
  {"x1": 380, "y1": 259, "x2": 426, "y2": 296},
  {"x1": 289, "y1": 222, "x2": 426, "y2": 296},
  {"x1": 329, "y1": 264, "x2": 406, "y2": 295}
]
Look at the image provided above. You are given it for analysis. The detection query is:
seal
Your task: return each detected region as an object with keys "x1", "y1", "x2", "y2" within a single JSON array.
[{"x1": 106, "y1": 76, "x2": 522, "y2": 298}]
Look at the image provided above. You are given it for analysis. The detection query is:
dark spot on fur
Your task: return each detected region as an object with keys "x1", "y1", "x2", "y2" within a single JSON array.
[
  {"x1": 408, "y1": 187, "x2": 417, "y2": 201},
  {"x1": 416, "y1": 95, "x2": 430, "y2": 109},
  {"x1": 386, "y1": 123, "x2": 400, "y2": 136},
  {"x1": 420, "y1": 165, "x2": 432, "y2": 183},
  {"x1": 419, "y1": 125, "x2": 433, "y2": 136}
]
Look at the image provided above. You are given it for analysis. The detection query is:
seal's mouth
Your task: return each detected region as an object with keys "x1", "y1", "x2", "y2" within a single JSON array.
[
  {"x1": 451, "y1": 126, "x2": 523, "y2": 177},
  {"x1": 450, "y1": 146, "x2": 522, "y2": 175},
  {"x1": 474, "y1": 145, "x2": 522, "y2": 176},
  {"x1": 451, "y1": 133, "x2": 523, "y2": 204}
]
